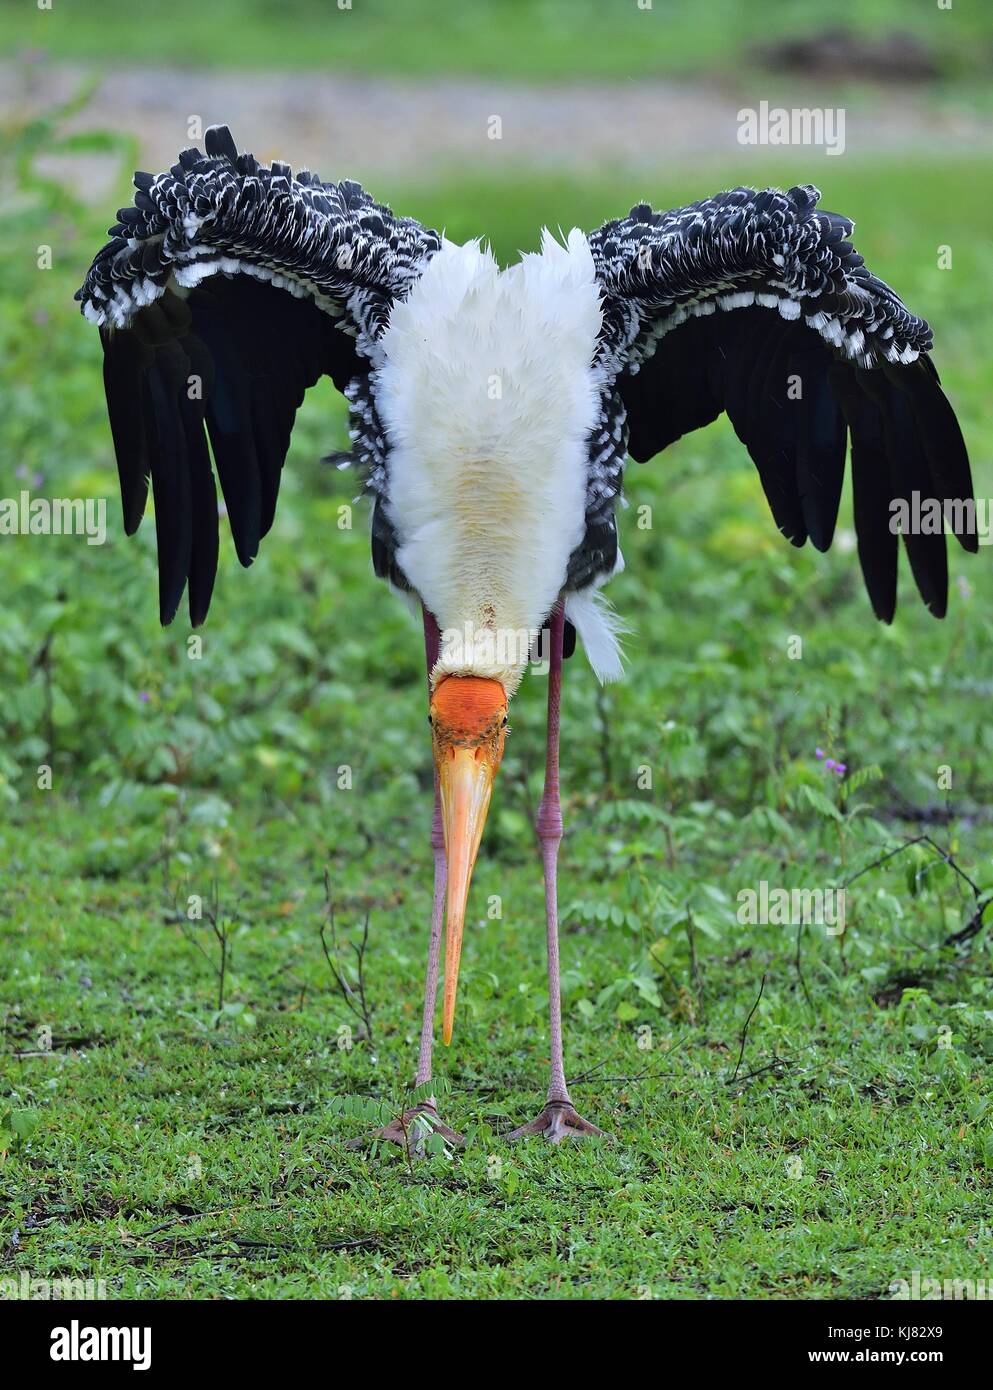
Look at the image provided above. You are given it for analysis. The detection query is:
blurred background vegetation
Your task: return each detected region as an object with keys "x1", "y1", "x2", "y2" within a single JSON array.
[
  {"x1": 0, "y1": 0, "x2": 991, "y2": 1298},
  {"x1": 2, "y1": 0, "x2": 993, "y2": 81}
]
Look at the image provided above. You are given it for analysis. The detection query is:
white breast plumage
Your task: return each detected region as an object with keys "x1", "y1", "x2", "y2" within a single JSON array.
[{"x1": 375, "y1": 230, "x2": 605, "y2": 691}]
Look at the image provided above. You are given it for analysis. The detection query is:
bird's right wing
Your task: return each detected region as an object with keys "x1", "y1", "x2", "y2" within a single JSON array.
[{"x1": 76, "y1": 124, "x2": 441, "y2": 625}]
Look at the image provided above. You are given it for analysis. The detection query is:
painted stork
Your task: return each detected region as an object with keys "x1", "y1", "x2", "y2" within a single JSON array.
[{"x1": 78, "y1": 126, "x2": 975, "y2": 1143}]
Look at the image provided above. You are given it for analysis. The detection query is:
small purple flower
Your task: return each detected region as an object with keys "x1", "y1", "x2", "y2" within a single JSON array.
[
  {"x1": 815, "y1": 747, "x2": 824, "y2": 760},
  {"x1": 138, "y1": 691, "x2": 151, "y2": 704},
  {"x1": 32, "y1": 471, "x2": 44, "y2": 489},
  {"x1": 824, "y1": 757, "x2": 837, "y2": 772},
  {"x1": 15, "y1": 465, "x2": 28, "y2": 481},
  {"x1": 835, "y1": 763, "x2": 846, "y2": 777}
]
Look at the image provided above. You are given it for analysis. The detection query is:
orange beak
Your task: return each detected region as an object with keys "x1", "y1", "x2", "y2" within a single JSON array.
[{"x1": 438, "y1": 744, "x2": 496, "y2": 1045}]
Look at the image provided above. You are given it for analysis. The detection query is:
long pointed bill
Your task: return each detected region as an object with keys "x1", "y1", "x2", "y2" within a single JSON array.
[{"x1": 439, "y1": 747, "x2": 495, "y2": 1046}]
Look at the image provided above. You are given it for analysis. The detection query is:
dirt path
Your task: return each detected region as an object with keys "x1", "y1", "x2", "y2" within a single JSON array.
[{"x1": 3, "y1": 60, "x2": 989, "y2": 198}]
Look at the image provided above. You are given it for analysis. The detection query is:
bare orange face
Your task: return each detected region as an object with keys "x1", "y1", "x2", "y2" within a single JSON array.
[
  {"x1": 429, "y1": 676, "x2": 509, "y2": 1045},
  {"x1": 430, "y1": 674, "x2": 509, "y2": 767}
]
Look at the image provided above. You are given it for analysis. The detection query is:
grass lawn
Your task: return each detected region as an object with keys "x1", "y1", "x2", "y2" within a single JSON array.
[{"x1": 0, "y1": 110, "x2": 991, "y2": 1297}]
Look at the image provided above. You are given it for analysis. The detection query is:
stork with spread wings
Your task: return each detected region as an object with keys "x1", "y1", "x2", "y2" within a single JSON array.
[{"x1": 78, "y1": 126, "x2": 974, "y2": 1143}]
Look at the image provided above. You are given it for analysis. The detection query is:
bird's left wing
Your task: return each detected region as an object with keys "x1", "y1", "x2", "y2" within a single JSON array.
[
  {"x1": 588, "y1": 185, "x2": 975, "y2": 620},
  {"x1": 76, "y1": 124, "x2": 441, "y2": 624}
]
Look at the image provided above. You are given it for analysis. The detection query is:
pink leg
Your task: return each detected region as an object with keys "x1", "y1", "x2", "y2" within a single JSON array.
[
  {"x1": 348, "y1": 607, "x2": 461, "y2": 1151},
  {"x1": 538, "y1": 605, "x2": 570, "y2": 1105},
  {"x1": 415, "y1": 610, "x2": 446, "y2": 1090},
  {"x1": 414, "y1": 787, "x2": 446, "y2": 1091},
  {"x1": 507, "y1": 604, "x2": 606, "y2": 1143}
]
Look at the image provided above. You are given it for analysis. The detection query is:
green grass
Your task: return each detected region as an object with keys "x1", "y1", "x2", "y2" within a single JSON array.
[
  {"x1": 1, "y1": 111, "x2": 992, "y2": 1298},
  {"x1": 2, "y1": 0, "x2": 992, "y2": 79}
]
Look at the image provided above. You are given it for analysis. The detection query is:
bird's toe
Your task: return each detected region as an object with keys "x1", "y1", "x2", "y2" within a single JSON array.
[
  {"x1": 345, "y1": 1102, "x2": 464, "y2": 1156},
  {"x1": 505, "y1": 1101, "x2": 609, "y2": 1143}
]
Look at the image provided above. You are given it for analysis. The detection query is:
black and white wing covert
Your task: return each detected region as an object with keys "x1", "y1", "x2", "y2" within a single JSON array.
[
  {"x1": 587, "y1": 184, "x2": 975, "y2": 619},
  {"x1": 76, "y1": 125, "x2": 441, "y2": 624}
]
